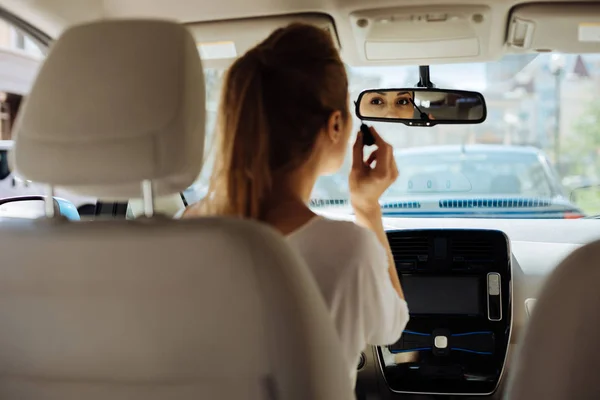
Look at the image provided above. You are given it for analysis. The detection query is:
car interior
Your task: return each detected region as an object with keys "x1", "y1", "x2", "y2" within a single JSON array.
[{"x1": 0, "y1": 0, "x2": 599, "y2": 399}]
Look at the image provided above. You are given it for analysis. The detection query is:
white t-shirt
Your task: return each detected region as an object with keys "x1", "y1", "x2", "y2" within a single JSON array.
[{"x1": 286, "y1": 216, "x2": 409, "y2": 385}]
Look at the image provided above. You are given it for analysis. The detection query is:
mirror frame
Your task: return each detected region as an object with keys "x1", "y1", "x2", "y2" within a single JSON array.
[{"x1": 354, "y1": 88, "x2": 487, "y2": 127}]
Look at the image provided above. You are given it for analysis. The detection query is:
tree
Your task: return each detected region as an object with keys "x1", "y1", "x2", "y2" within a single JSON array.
[{"x1": 566, "y1": 98, "x2": 600, "y2": 178}]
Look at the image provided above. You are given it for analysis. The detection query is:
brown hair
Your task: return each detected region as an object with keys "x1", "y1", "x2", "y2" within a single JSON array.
[{"x1": 188, "y1": 23, "x2": 349, "y2": 219}]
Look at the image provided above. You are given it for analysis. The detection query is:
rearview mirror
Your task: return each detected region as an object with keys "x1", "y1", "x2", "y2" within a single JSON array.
[{"x1": 355, "y1": 88, "x2": 487, "y2": 126}]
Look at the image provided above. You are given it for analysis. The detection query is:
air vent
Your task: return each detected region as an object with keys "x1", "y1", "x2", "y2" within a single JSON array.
[
  {"x1": 439, "y1": 198, "x2": 552, "y2": 209},
  {"x1": 451, "y1": 237, "x2": 494, "y2": 263},
  {"x1": 381, "y1": 201, "x2": 421, "y2": 209},
  {"x1": 389, "y1": 236, "x2": 429, "y2": 270}
]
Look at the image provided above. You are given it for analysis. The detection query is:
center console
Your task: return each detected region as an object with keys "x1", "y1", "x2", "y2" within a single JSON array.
[{"x1": 380, "y1": 229, "x2": 512, "y2": 395}]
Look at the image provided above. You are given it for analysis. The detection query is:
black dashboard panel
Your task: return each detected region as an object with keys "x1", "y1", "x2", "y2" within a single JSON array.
[{"x1": 380, "y1": 229, "x2": 512, "y2": 396}]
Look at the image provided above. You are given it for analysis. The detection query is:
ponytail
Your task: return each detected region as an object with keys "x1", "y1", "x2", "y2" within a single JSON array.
[
  {"x1": 201, "y1": 50, "x2": 272, "y2": 219},
  {"x1": 185, "y1": 23, "x2": 348, "y2": 220}
]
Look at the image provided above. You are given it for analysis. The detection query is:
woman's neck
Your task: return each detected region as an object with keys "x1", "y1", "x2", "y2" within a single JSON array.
[
  {"x1": 271, "y1": 163, "x2": 320, "y2": 204},
  {"x1": 261, "y1": 165, "x2": 320, "y2": 235}
]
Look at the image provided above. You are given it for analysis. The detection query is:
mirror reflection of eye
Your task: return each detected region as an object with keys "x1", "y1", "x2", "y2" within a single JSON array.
[
  {"x1": 396, "y1": 98, "x2": 410, "y2": 106},
  {"x1": 370, "y1": 97, "x2": 385, "y2": 106}
]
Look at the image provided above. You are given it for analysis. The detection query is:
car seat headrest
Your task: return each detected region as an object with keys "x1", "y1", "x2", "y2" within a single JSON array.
[{"x1": 12, "y1": 19, "x2": 205, "y2": 200}]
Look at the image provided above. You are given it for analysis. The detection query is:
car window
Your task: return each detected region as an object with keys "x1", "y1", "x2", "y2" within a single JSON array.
[
  {"x1": 0, "y1": 19, "x2": 100, "y2": 219},
  {"x1": 0, "y1": 149, "x2": 10, "y2": 180}
]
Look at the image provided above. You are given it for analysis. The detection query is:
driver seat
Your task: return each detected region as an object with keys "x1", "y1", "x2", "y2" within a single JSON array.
[{"x1": 4, "y1": 19, "x2": 353, "y2": 400}]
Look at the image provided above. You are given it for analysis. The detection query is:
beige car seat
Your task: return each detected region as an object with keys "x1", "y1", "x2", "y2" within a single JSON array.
[
  {"x1": 505, "y1": 239, "x2": 600, "y2": 400},
  {"x1": 6, "y1": 19, "x2": 354, "y2": 400}
]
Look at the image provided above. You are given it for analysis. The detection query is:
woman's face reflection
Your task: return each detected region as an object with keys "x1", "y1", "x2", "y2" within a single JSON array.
[{"x1": 360, "y1": 91, "x2": 415, "y2": 119}]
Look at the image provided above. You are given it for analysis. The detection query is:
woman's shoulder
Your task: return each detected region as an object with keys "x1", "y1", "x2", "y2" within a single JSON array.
[
  {"x1": 290, "y1": 216, "x2": 385, "y2": 261},
  {"x1": 291, "y1": 216, "x2": 365, "y2": 237}
]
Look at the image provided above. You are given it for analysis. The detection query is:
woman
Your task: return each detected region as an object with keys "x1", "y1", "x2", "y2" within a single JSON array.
[{"x1": 183, "y1": 23, "x2": 409, "y2": 385}]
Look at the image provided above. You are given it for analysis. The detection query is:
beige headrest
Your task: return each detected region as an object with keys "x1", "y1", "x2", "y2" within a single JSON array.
[{"x1": 12, "y1": 19, "x2": 205, "y2": 200}]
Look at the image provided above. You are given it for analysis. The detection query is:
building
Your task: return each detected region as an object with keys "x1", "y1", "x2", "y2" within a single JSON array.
[
  {"x1": 482, "y1": 53, "x2": 600, "y2": 157},
  {"x1": 0, "y1": 19, "x2": 43, "y2": 139}
]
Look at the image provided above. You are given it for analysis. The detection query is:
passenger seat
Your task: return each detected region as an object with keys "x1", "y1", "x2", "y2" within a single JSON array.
[
  {"x1": 506, "y1": 239, "x2": 600, "y2": 399},
  {"x1": 6, "y1": 19, "x2": 353, "y2": 400}
]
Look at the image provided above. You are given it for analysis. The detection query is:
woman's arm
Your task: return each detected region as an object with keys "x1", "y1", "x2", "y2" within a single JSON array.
[
  {"x1": 349, "y1": 126, "x2": 405, "y2": 300},
  {"x1": 354, "y1": 206, "x2": 404, "y2": 300}
]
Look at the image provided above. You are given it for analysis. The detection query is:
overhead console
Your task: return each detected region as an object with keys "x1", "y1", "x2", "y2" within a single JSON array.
[
  {"x1": 349, "y1": 5, "x2": 492, "y2": 65},
  {"x1": 380, "y1": 229, "x2": 511, "y2": 396}
]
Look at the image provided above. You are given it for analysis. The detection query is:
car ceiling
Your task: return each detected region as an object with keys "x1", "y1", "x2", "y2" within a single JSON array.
[{"x1": 1, "y1": 0, "x2": 600, "y2": 67}]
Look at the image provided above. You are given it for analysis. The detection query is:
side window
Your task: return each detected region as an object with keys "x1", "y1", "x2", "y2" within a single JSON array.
[
  {"x1": 127, "y1": 68, "x2": 225, "y2": 219},
  {"x1": 0, "y1": 149, "x2": 9, "y2": 180},
  {"x1": 0, "y1": 18, "x2": 96, "y2": 220},
  {"x1": 0, "y1": 92, "x2": 22, "y2": 140},
  {"x1": 0, "y1": 18, "x2": 38, "y2": 141}
]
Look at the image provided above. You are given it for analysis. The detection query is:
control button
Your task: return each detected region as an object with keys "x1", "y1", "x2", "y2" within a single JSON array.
[
  {"x1": 488, "y1": 273, "x2": 502, "y2": 320},
  {"x1": 488, "y1": 273, "x2": 501, "y2": 296},
  {"x1": 434, "y1": 336, "x2": 448, "y2": 349}
]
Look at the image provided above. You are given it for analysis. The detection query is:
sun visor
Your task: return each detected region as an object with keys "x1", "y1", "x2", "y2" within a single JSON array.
[
  {"x1": 508, "y1": 3, "x2": 600, "y2": 53},
  {"x1": 349, "y1": 6, "x2": 491, "y2": 64},
  {"x1": 186, "y1": 13, "x2": 339, "y2": 69}
]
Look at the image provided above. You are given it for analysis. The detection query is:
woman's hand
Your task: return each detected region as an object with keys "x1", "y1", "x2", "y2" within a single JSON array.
[{"x1": 349, "y1": 126, "x2": 399, "y2": 215}]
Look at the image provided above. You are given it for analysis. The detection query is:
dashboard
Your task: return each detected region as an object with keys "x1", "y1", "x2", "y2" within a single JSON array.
[{"x1": 354, "y1": 218, "x2": 600, "y2": 399}]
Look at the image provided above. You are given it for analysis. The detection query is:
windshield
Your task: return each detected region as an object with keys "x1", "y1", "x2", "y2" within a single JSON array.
[
  {"x1": 386, "y1": 150, "x2": 557, "y2": 197},
  {"x1": 193, "y1": 53, "x2": 600, "y2": 219}
]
